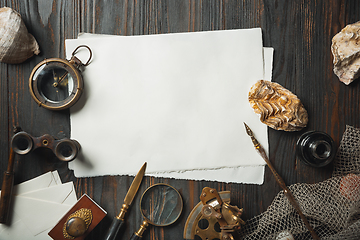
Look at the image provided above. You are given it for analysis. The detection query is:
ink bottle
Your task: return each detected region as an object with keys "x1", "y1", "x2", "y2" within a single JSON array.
[{"x1": 296, "y1": 131, "x2": 336, "y2": 167}]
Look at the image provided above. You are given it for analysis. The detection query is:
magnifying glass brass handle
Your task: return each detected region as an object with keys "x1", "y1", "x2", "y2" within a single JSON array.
[
  {"x1": 130, "y1": 221, "x2": 149, "y2": 240},
  {"x1": 103, "y1": 217, "x2": 124, "y2": 240}
]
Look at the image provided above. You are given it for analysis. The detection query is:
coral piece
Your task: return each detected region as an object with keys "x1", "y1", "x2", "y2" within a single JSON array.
[
  {"x1": 0, "y1": 7, "x2": 40, "y2": 64},
  {"x1": 331, "y1": 21, "x2": 360, "y2": 85},
  {"x1": 248, "y1": 80, "x2": 308, "y2": 131}
]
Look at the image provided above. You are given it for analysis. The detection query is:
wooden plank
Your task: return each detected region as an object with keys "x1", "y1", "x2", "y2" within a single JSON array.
[{"x1": 0, "y1": 0, "x2": 359, "y2": 239}]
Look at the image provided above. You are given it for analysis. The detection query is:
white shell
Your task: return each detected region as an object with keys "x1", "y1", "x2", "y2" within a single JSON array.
[
  {"x1": 248, "y1": 80, "x2": 308, "y2": 131},
  {"x1": 0, "y1": 7, "x2": 40, "y2": 64},
  {"x1": 276, "y1": 230, "x2": 295, "y2": 240},
  {"x1": 331, "y1": 21, "x2": 360, "y2": 85}
]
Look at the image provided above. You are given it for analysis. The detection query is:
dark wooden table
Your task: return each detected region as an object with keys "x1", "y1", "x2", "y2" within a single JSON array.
[{"x1": 1, "y1": 1, "x2": 359, "y2": 239}]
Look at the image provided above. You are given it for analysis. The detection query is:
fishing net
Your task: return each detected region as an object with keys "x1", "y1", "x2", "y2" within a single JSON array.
[{"x1": 241, "y1": 125, "x2": 360, "y2": 240}]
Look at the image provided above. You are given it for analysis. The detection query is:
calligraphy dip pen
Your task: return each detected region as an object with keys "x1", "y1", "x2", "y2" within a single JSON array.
[{"x1": 244, "y1": 123, "x2": 320, "y2": 240}]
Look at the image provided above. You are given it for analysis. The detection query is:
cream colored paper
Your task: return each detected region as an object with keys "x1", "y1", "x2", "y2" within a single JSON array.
[
  {"x1": 74, "y1": 36, "x2": 273, "y2": 184},
  {"x1": 71, "y1": 35, "x2": 273, "y2": 184},
  {"x1": 66, "y1": 29, "x2": 269, "y2": 183},
  {"x1": 149, "y1": 47, "x2": 273, "y2": 183}
]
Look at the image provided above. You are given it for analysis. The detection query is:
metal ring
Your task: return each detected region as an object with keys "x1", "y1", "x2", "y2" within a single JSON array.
[{"x1": 71, "y1": 45, "x2": 93, "y2": 66}]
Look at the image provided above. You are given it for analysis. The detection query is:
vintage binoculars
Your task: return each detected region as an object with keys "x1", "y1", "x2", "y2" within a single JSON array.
[{"x1": 11, "y1": 131, "x2": 80, "y2": 162}]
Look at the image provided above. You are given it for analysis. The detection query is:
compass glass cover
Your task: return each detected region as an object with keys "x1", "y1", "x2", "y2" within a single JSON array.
[{"x1": 33, "y1": 64, "x2": 74, "y2": 103}]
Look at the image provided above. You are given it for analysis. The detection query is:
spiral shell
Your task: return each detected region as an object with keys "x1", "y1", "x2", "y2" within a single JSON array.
[
  {"x1": 331, "y1": 21, "x2": 360, "y2": 85},
  {"x1": 248, "y1": 80, "x2": 308, "y2": 131},
  {"x1": 0, "y1": 7, "x2": 40, "y2": 64}
]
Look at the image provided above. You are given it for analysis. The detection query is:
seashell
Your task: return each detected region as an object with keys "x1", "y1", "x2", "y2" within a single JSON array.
[
  {"x1": 276, "y1": 230, "x2": 295, "y2": 240},
  {"x1": 0, "y1": 7, "x2": 40, "y2": 64},
  {"x1": 248, "y1": 80, "x2": 308, "y2": 131},
  {"x1": 331, "y1": 21, "x2": 360, "y2": 85}
]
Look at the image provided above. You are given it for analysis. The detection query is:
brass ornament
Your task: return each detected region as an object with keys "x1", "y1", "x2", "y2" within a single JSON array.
[
  {"x1": 194, "y1": 212, "x2": 222, "y2": 240},
  {"x1": 184, "y1": 189, "x2": 245, "y2": 240},
  {"x1": 63, "y1": 208, "x2": 93, "y2": 239}
]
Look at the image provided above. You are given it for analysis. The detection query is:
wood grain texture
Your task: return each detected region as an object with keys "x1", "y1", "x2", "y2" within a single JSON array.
[{"x1": 0, "y1": 0, "x2": 359, "y2": 239}]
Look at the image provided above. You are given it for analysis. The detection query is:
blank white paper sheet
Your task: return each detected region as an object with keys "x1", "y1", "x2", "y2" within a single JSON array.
[{"x1": 65, "y1": 28, "x2": 271, "y2": 184}]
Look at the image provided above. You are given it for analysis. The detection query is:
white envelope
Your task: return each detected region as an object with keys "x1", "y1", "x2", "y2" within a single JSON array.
[
  {"x1": 18, "y1": 182, "x2": 76, "y2": 204},
  {"x1": 12, "y1": 171, "x2": 60, "y2": 196},
  {"x1": 0, "y1": 171, "x2": 77, "y2": 240}
]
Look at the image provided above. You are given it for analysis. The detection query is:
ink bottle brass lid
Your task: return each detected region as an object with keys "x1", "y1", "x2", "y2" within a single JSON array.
[{"x1": 296, "y1": 131, "x2": 336, "y2": 167}]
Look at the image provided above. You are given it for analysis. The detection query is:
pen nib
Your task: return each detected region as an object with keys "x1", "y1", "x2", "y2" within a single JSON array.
[
  {"x1": 244, "y1": 122, "x2": 260, "y2": 148},
  {"x1": 243, "y1": 122, "x2": 253, "y2": 137}
]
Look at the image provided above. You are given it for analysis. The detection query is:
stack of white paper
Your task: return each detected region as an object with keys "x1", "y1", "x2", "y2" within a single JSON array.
[
  {"x1": 0, "y1": 171, "x2": 77, "y2": 239},
  {"x1": 65, "y1": 29, "x2": 273, "y2": 184}
]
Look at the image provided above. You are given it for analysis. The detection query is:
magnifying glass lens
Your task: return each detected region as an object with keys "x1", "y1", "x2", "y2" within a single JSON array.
[
  {"x1": 130, "y1": 184, "x2": 182, "y2": 240},
  {"x1": 141, "y1": 184, "x2": 182, "y2": 226}
]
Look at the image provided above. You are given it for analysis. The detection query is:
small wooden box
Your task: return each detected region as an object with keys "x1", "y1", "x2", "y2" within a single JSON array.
[{"x1": 48, "y1": 194, "x2": 107, "y2": 240}]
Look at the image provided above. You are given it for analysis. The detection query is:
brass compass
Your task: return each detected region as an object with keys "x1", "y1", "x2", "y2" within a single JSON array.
[{"x1": 29, "y1": 45, "x2": 92, "y2": 110}]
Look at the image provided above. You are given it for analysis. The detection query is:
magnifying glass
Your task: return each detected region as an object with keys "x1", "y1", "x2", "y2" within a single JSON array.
[{"x1": 130, "y1": 183, "x2": 183, "y2": 240}]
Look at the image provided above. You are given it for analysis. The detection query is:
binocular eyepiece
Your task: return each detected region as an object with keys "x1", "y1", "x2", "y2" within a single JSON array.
[{"x1": 11, "y1": 131, "x2": 80, "y2": 162}]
